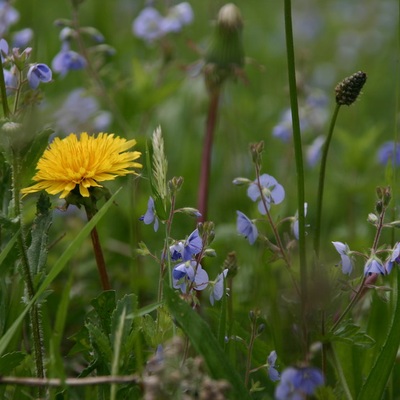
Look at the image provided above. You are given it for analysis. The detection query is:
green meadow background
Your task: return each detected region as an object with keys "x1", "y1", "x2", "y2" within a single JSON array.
[{"x1": 2, "y1": 0, "x2": 400, "y2": 398}]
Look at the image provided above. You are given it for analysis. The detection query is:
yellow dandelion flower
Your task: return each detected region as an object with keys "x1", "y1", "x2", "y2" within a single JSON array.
[{"x1": 21, "y1": 132, "x2": 142, "y2": 199}]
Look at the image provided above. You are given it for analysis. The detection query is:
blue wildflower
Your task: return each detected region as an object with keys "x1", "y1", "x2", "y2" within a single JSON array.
[
  {"x1": 3, "y1": 68, "x2": 17, "y2": 95},
  {"x1": 209, "y1": 269, "x2": 228, "y2": 305},
  {"x1": 163, "y1": 2, "x2": 194, "y2": 33},
  {"x1": 0, "y1": 1, "x2": 19, "y2": 36},
  {"x1": 12, "y1": 28, "x2": 33, "y2": 48},
  {"x1": 139, "y1": 196, "x2": 159, "y2": 232},
  {"x1": 275, "y1": 366, "x2": 324, "y2": 400},
  {"x1": 27, "y1": 63, "x2": 52, "y2": 89},
  {"x1": 332, "y1": 241, "x2": 353, "y2": 275},
  {"x1": 267, "y1": 350, "x2": 280, "y2": 382},
  {"x1": 183, "y1": 229, "x2": 202, "y2": 261},
  {"x1": 364, "y1": 257, "x2": 385, "y2": 276},
  {"x1": 132, "y1": 7, "x2": 166, "y2": 43},
  {"x1": 173, "y1": 260, "x2": 209, "y2": 293},
  {"x1": 247, "y1": 174, "x2": 285, "y2": 215},
  {"x1": 377, "y1": 141, "x2": 400, "y2": 166},
  {"x1": 236, "y1": 211, "x2": 258, "y2": 245},
  {"x1": 169, "y1": 241, "x2": 184, "y2": 261},
  {"x1": 52, "y1": 43, "x2": 86, "y2": 77},
  {"x1": 169, "y1": 229, "x2": 202, "y2": 262},
  {"x1": 386, "y1": 242, "x2": 400, "y2": 274},
  {"x1": 54, "y1": 88, "x2": 112, "y2": 134}
]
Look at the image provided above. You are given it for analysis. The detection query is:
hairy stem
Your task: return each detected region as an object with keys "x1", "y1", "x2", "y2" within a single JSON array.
[{"x1": 12, "y1": 150, "x2": 45, "y2": 396}]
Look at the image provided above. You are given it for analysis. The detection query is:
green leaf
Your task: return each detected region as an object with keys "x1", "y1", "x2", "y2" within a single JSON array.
[
  {"x1": 0, "y1": 189, "x2": 121, "y2": 357},
  {"x1": 86, "y1": 321, "x2": 112, "y2": 363},
  {"x1": 110, "y1": 294, "x2": 137, "y2": 345},
  {"x1": 357, "y1": 268, "x2": 400, "y2": 399},
  {"x1": 329, "y1": 322, "x2": 375, "y2": 349},
  {"x1": 0, "y1": 351, "x2": 26, "y2": 374},
  {"x1": 164, "y1": 284, "x2": 251, "y2": 400},
  {"x1": 0, "y1": 227, "x2": 20, "y2": 271},
  {"x1": 90, "y1": 290, "x2": 116, "y2": 337}
]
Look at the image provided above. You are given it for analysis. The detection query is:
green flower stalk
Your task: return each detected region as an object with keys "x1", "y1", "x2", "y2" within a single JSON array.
[
  {"x1": 198, "y1": 3, "x2": 245, "y2": 221},
  {"x1": 314, "y1": 71, "x2": 367, "y2": 258}
]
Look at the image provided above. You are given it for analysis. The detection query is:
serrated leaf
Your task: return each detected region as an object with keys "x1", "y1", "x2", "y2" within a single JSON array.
[
  {"x1": 330, "y1": 322, "x2": 375, "y2": 349},
  {"x1": 164, "y1": 284, "x2": 251, "y2": 400},
  {"x1": 111, "y1": 294, "x2": 137, "y2": 345},
  {"x1": 0, "y1": 190, "x2": 121, "y2": 357},
  {"x1": 0, "y1": 351, "x2": 26, "y2": 374},
  {"x1": 90, "y1": 290, "x2": 116, "y2": 337},
  {"x1": 21, "y1": 128, "x2": 53, "y2": 186},
  {"x1": 86, "y1": 322, "x2": 112, "y2": 363}
]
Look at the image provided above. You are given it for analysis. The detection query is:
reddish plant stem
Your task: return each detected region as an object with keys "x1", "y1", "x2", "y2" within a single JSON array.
[
  {"x1": 197, "y1": 89, "x2": 221, "y2": 222},
  {"x1": 85, "y1": 207, "x2": 111, "y2": 291}
]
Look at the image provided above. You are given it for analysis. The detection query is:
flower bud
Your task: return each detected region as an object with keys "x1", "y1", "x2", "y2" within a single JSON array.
[
  {"x1": 335, "y1": 71, "x2": 367, "y2": 106},
  {"x1": 222, "y1": 251, "x2": 238, "y2": 278},
  {"x1": 204, "y1": 3, "x2": 245, "y2": 91},
  {"x1": 232, "y1": 177, "x2": 251, "y2": 186}
]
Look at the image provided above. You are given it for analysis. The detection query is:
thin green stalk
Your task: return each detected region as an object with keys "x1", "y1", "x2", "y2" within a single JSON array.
[
  {"x1": 11, "y1": 150, "x2": 45, "y2": 396},
  {"x1": 283, "y1": 0, "x2": 308, "y2": 327},
  {"x1": 0, "y1": 60, "x2": 10, "y2": 118},
  {"x1": 314, "y1": 104, "x2": 341, "y2": 258}
]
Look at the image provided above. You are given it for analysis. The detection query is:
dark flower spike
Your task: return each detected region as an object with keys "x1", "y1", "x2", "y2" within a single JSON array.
[{"x1": 335, "y1": 71, "x2": 367, "y2": 106}]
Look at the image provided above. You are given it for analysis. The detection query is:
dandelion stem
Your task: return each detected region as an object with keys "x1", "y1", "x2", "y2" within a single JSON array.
[
  {"x1": 197, "y1": 88, "x2": 221, "y2": 222},
  {"x1": 85, "y1": 207, "x2": 111, "y2": 291},
  {"x1": 283, "y1": 0, "x2": 308, "y2": 310},
  {"x1": 314, "y1": 104, "x2": 341, "y2": 258}
]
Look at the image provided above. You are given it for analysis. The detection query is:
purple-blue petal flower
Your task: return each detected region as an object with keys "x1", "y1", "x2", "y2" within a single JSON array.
[
  {"x1": 332, "y1": 241, "x2": 353, "y2": 275},
  {"x1": 267, "y1": 350, "x2": 280, "y2": 382},
  {"x1": 27, "y1": 63, "x2": 52, "y2": 89},
  {"x1": 364, "y1": 258, "x2": 386, "y2": 276},
  {"x1": 377, "y1": 141, "x2": 400, "y2": 166},
  {"x1": 3, "y1": 68, "x2": 16, "y2": 95},
  {"x1": 162, "y1": 2, "x2": 193, "y2": 33},
  {"x1": 275, "y1": 367, "x2": 324, "y2": 400},
  {"x1": 183, "y1": 229, "x2": 202, "y2": 261},
  {"x1": 236, "y1": 211, "x2": 258, "y2": 245},
  {"x1": 209, "y1": 269, "x2": 228, "y2": 305},
  {"x1": 172, "y1": 260, "x2": 208, "y2": 293},
  {"x1": 247, "y1": 174, "x2": 285, "y2": 215},
  {"x1": 52, "y1": 43, "x2": 86, "y2": 77},
  {"x1": 139, "y1": 196, "x2": 159, "y2": 232},
  {"x1": 386, "y1": 242, "x2": 400, "y2": 274},
  {"x1": 132, "y1": 7, "x2": 166, "y2": 42}
]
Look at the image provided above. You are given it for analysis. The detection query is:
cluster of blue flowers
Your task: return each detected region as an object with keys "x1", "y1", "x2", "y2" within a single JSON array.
[
  {"x1": 377, "y1": 141, "x2": 400, "y2": 167},
  {"x1": 234, "y1": 173, "x2": 305, "y2": 245},
  {"x1": 273, "y1": 91, "x2": 329, "y2": 167},
  {"x1": 275, "y1": 366, "x2": 324, "y2": 399},
  {"x1": 0, "y1": 38, "x2": 52, "y2": 93},
  {"x1": 139, "y1": 197, "x2": 228, "y2": 306},
  {"x1": 133, "y1": 2, "x2": 193, "y2": 43},
  {"x1": 333, "y1": 241, "x2": 400, "y2": 276}
]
